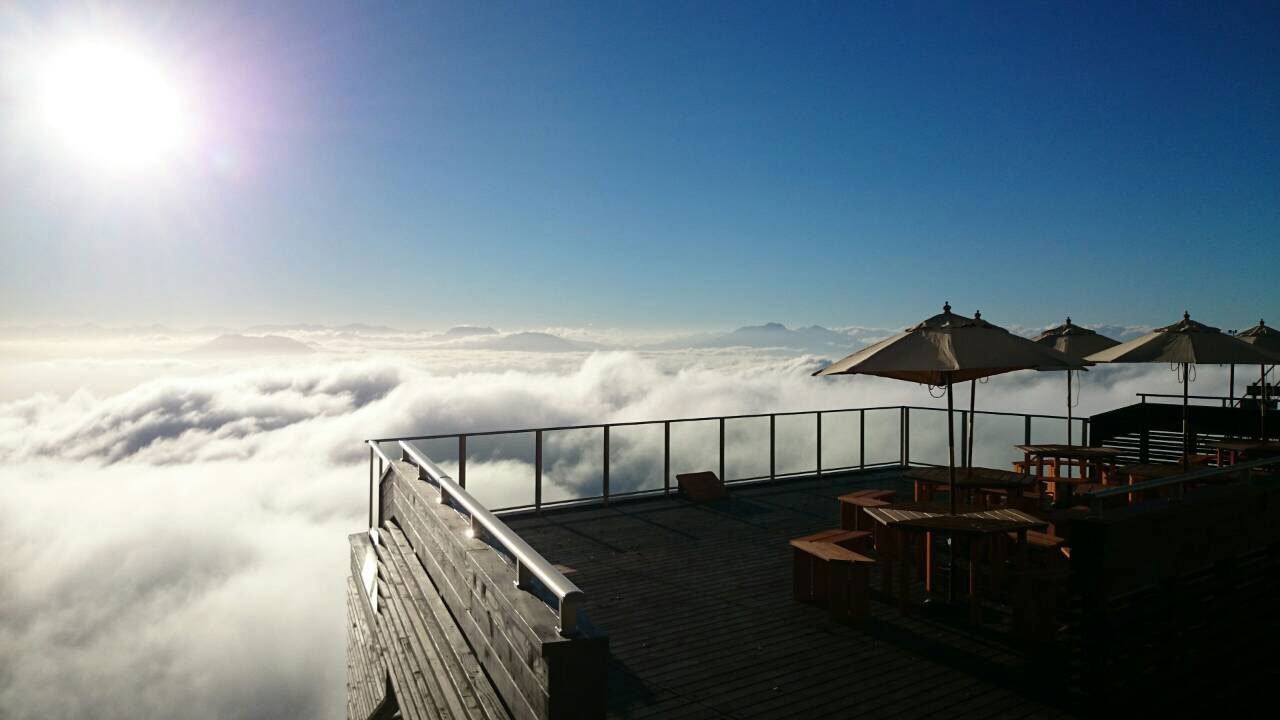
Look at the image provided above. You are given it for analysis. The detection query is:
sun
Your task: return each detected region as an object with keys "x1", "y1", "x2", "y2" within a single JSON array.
[{"x1": 33, "y1": 38, "x2": 196, "y2": 174}]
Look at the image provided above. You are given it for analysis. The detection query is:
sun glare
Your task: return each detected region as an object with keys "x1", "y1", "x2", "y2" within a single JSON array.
[{"x1": 34, "y1": 38, "x2": 196, "y2": 174}]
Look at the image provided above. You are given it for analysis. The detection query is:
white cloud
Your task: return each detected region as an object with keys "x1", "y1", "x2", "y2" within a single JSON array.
[{"x1": 0, "y1": 339, "x2": 1261, "y2": 720}]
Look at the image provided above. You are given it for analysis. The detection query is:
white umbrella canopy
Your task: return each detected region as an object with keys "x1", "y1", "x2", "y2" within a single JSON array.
[
  {"x1": 1032, "y1": 317, "x2": 1120, "y2": 359},
  {"x1": 816, "y1": 304, "x2": 1084, "y2": 385},
  {"x1": 1234, "y1": 319, "x2": 1280, "y2": 439},
  {"x1": 816, "y1": 303, "x2": 1084, "y2": 514},
  {"x1": 1237, "y1": 319, "x2": 1280, "y2": 357},
  {"x1": 1086, "y1": 312, "x2": 1276, "y2": 365},
  {"x1": 1032, "y1": 318, "x2": 1120, "y2": 447},
  {"x1": 1085, "y1": 312, "x2": 1280, "y2": 465}
]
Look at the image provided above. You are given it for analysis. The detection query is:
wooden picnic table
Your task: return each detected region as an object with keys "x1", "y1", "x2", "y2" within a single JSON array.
[
  {"x1": 1016, "y1": 444, "x2": 1123, "y2": 506},
  {"x1": 904, "y1": 466, "x2": 1036, "y2": 504},
  {"x1": 1206, "y1": 440, "x2": 1280, "y2": 466},
  {"x1": 860, "y1": 504, "x2": 1048, "y2": 624}
]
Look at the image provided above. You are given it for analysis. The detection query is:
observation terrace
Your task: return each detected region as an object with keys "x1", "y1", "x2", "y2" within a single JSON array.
[{"x1": 347, "y1": 399, "x2": 1280, "y2": 720}]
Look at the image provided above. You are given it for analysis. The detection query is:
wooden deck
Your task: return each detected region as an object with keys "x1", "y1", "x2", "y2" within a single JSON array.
[{"x1": 504, "y1": 471, "x2": 1080, "y2": 720}]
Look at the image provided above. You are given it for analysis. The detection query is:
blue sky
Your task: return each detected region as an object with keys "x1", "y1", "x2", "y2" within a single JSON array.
[{"x1": 2, "y1": 1, "x2": 1278, "y2": 331}]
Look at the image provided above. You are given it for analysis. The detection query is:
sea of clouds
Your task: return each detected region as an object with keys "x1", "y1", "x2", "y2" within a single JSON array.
[{"x1": 0, "y1": 323, "x2": 1247, "y2": 719}]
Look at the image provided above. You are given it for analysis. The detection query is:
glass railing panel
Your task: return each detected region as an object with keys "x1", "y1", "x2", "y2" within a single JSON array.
[
  {"x1": 668, "y1": 419, "x2": 719, "y2": 481},
  {"x1": 774, "y1": 413, "x2": 818, "y2": 476},
  {"x1": 607, "y1": 422, "x2": 665, "y2": 495},
  {"x1": 541, "y1": 427, "x2": 604, "y2": 504},
  {"x1": 724, "y1": 415, "x2": 770, "y2": 481},
  {"x1": 863, "y1": 408, "x2": 902, "y2": 466},
  {"x1": 820, "y1": 409, "x2": 861, "y2": 471}
]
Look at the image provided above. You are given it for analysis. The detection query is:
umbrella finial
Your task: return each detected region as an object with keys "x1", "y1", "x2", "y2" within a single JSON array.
[
  {"x1": 1184, "y1": 310, "x2": 1190, "y2": 321},
  {"x1": 943, "y1": 301, "x2": 951, "y2": 314},
  {"x1": 974, "y1": 309, "x2": 981, "y2": 319},
  {"x1": 1065, "y1": 316, "x2": 1071, "y2": 325},
  {"x1": 1261, "y1": 319, "x2": 1266, "y2": 327}
]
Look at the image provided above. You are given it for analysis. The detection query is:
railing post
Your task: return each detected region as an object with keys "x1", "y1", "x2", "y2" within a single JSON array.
[
  {"x1": 769, "y1": 414, "x2": 776, "y2": 480},
  {"x1": 859, "y1": 409, "x2": 866, "y2": 470},
  {"x1": 816, "y1": 412, "x2": 823, "y2": 478},
  {"x1": 959, "y1": 409, "x2": 968, "y2": 468},
  {"x1": 458, "y1": 435, "x2": 467, "y2": 488},
  {"x1": 902, "y1": 407, "x2": 911, "y2": 467},
  {"x1": 1024, "y1": 415, "x2": 1032, "y2": 445},
  {"x1": 535, "y1": 430, "x2": 543, "y2": 511},
  {"x1": 602, "y1": 425, "x2": 610, "y2": 504},
  {"x1": 368, "y1": 444, "x2": 375, "y2": 529},
  {"x1": 719, "y1": 417, "x2": 726, "y2": 481},
  {"x1": 663, "y1": 421, "x2": 671, "y2": 495}
]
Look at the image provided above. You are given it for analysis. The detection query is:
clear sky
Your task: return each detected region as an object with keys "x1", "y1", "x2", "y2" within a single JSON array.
[{"x1": 2, "y1": 1, "x2": 1278, "y2": 331}]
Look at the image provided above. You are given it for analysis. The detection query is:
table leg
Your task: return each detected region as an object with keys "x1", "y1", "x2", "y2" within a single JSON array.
[
  {"x1": 828, "y1": 561, "x2": 850, "y2": 621},
  {"x1": 969, "y1": 537, "x2": 982, "y2": 626},
  {"x1": 897, "y1": 530, "x2": 910, "y2": 613},
  {"x1": 793, "y1": 548, "x2": 813, "y2": 601},
  {"x1": 924, "y1": 531, "x2": 934, "y2": 593},
  {"x1": 1036, "y1": 458, "x2": 1046, "y2": 504}
]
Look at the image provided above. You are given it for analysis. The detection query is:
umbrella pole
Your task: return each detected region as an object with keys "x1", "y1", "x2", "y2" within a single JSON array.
[
  {"x1": 1229, "y1": 364, "x2": 1235, "y2": 406},
  {"x1": 1182, "y1": 362, "x2": 1190, "y2": 471},
  {"x1": 1067, "y1": 371, "x2": 1074, "y2": 478},
  {"x1": 946, "y1": 375, "x2": 956, "y2": 604},
  {"x1": 947, "y1": 377, "x2": 957, "y2": 515},
  {"x1": 1262, "y1": 364, "x2": 1267, "y2": 440}
]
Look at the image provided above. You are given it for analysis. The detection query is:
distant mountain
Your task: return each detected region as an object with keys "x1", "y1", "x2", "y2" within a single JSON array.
[
  {"x1": 452, "y1": 331, "x2": 600, "y2": 353},
  {"x1": 440, "y1": 326, "x2": 499, "y2": 339},
  {"x1": 187, "y1": 334, "x2": 315, "y2": 356},
  {"x1": 335, "y1": 323, "x2": 401, "y2": 334},
  {"x1": 645, "y1": 322, "x2": 887, "y2": 355},
  {"x1": 243, "y1": 323, "x2": 329, "y2": 334}
]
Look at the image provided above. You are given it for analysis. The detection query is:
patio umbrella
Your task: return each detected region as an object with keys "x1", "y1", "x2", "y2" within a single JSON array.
[
  {"x1": 815, "y1": 303, "x2": 1084, "y2": 514},
  {"x1": 1086, "y1": 312, "x2": 1278, "y2": 468},
  {"x1": 1236, "y1": 319, "x2": 1280, "y2": 439},
  {"x1": 1032, "y1": 318, "x2": 1120, "y2": 447}
]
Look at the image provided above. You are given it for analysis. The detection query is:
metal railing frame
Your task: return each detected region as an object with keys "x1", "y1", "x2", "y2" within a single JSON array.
[
  {"x1": 1086, "y1": 455, "x2": 1280, "y2": 516},
  {"x1": 365, "y1": 403, "x2": 1089, "y2": 636},
  {"x1": 1138, "y1": 391, "x2": 1279, "y2": 408}
]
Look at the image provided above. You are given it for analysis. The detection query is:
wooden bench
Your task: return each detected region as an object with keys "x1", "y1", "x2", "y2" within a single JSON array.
[
  {"x1": 675, "y1": 471, "x2": 727, "y2": 501},
  {"x1": 790, "y1": 531, "x2": 876, "y2": 622},
  {"x1": 837, "y1": 491, "x2": 894, "y2": 530}
]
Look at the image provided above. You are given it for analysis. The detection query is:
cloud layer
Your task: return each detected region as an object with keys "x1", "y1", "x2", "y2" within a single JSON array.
[{"x1": 0, "y1": 333, "x2": 1253, "y2": 720}]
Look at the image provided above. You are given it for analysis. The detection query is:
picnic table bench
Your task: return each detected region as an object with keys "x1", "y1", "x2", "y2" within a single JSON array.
[{"x1": 790, "y1": 530, "x2": 876, "y2": 622}]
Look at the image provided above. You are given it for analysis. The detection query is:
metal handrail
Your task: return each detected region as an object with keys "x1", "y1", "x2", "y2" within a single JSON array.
[
  {"x1": 391, "y1": 440, "x2": 586, "y2": 636},
  {"x1": 1137, "y1": 392, "x2": 1279, "y2": 406},
  {"x1": 1087, "y1": 455, "x2": 1279, "y2": 503},
  {"x1": 368, "y1": 404, "x2": 1081, "y2": 443}
]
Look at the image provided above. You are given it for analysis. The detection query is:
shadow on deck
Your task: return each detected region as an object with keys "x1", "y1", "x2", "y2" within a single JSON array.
[{"x1": 505, "y1": 471, "x2": 1082, "y2": 720}]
